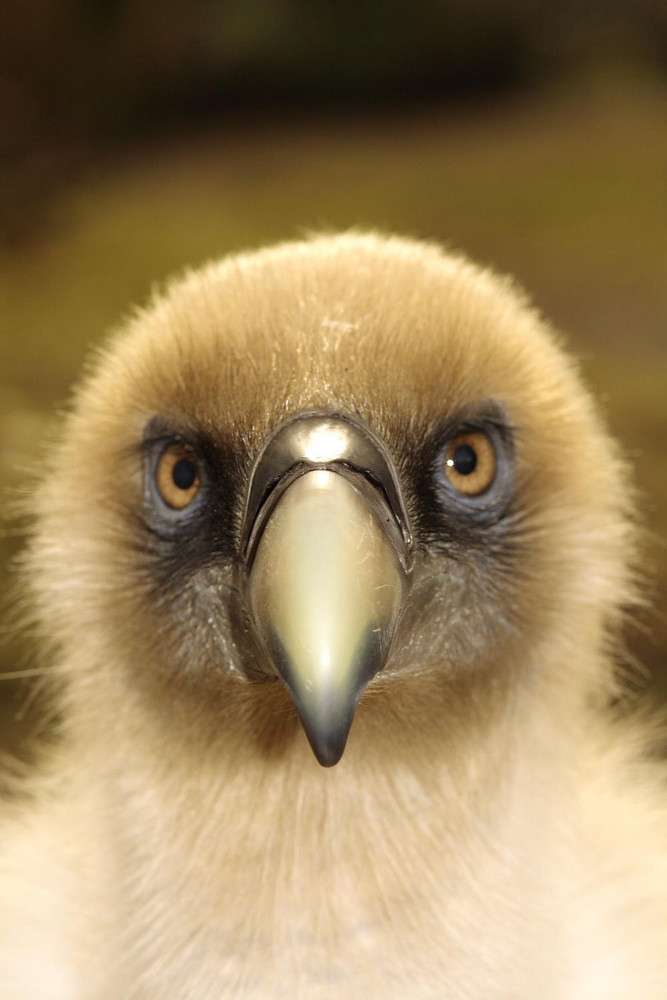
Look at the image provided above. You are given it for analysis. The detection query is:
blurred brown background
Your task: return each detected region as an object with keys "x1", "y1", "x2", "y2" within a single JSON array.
[{"x1": 1, "y1": 0, "x2": 666, "y2": 760}]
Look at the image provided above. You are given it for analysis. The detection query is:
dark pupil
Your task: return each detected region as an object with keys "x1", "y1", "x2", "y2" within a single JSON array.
[
  {"x1": 452, "y1": 444, "x2": 477, "y2": 476},
  {"x1": 172, "y1": 457, "x2": 197, "y2": 490}
]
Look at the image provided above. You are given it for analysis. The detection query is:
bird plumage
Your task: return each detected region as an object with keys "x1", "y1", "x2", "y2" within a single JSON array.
[{"x1": 2, "y1": 232, "x2": 666, "y2": 998}]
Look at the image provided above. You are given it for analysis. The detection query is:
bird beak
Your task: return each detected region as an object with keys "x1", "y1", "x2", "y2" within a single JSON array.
[{"x1": 244, "y1": 420, "x2": 409, "y2": 767}]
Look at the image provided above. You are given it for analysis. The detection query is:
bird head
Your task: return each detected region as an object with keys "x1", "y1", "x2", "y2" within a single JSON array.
[{"x1": 29, "y1": 233, "x2": 634, "y2": 772}]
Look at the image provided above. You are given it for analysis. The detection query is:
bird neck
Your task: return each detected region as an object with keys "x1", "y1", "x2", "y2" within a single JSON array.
[{"x1": 59, "y1": 670, "x2": 585, "y2": 995}]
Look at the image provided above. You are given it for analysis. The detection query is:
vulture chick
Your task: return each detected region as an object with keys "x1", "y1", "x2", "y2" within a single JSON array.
[{"x1": 2, "y1": 232, "x2": 666, "y2": 999}]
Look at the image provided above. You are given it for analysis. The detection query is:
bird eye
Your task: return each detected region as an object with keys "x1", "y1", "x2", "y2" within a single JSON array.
[
  {"x1": 442, "y1": 431, "x2": 497, "y2": 497},
  {"x1": 155, "y1": 443, "x2": 202, "y2": 510}
]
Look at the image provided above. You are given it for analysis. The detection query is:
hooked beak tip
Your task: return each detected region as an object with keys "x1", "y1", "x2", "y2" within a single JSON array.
[
  {"x1": 311, "y1": 739, "x2": 347, "y2": 768},
  {"x1": 294, "y1": 699, "x2": 357, "y2": 767}
]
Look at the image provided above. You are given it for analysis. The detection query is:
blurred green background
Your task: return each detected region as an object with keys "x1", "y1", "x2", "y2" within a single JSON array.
[{"x1": 1, "y1": 0, "x2": 666, "y2": 759}]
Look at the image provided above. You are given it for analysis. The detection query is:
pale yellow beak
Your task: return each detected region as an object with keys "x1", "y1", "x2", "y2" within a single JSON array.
[{"x1": 247, "y1": 468, "x2": 407, "y2": 766}]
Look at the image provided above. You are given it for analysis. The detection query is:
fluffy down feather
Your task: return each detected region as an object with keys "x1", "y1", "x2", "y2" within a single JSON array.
[{"x1": 1, "y1": 232, "x2": 666, "y2": 999}]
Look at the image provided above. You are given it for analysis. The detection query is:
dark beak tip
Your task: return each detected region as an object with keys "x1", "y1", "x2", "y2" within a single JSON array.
[
  {"x1": 302, "y1": 721, "x2": 351, "y2": 767},
  {"x1": 314, "y1": 744, "x2": 346, "y2": 768}
]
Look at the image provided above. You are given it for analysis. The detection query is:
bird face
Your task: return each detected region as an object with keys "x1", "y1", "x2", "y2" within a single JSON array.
[{"x1": 31, "y1": 234, "x2": 631, "y2": 770}]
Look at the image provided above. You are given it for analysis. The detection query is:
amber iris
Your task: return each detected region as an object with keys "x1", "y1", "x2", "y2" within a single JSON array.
[
  {"x1": 443, "y1": 431, "x2": 497, "y2": 497},
  {"x1": 155, "y1": 444, "x2": 201, "y2": 509}
]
